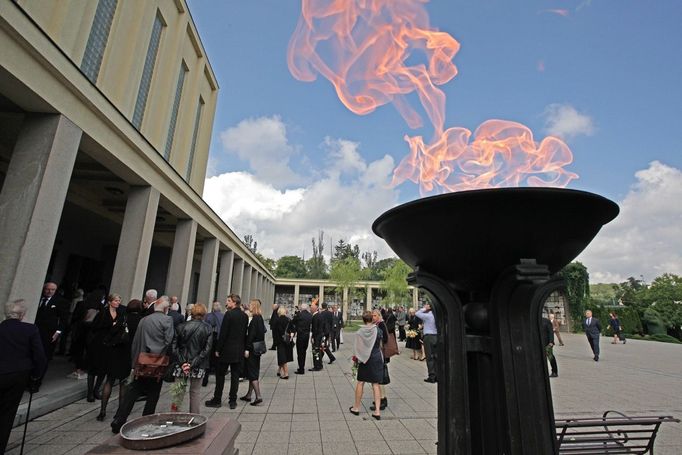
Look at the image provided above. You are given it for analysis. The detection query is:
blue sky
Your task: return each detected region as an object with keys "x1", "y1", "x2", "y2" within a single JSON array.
[{"x1": 190, "y1": 0, "x2": 682, "y2": 283}]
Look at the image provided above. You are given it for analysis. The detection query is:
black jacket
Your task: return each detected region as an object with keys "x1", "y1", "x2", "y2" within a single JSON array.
[
  {"x1": 385, "y1": 313, "x2": 397, "y2": 332},
  {"x1": 174, "y1": 319, "x2": 213, "y2": 370},
  {"x1": 272, "y1": 314, "x2": 292, "y2": 347},
  {"x1": 320, "y1": 310, "x2": 333, "y2": 337},
  {"x1": 331, "y1": 310, "x2": 343, "y2": 329},
  {"x1": 246, "y1": 315, "x2": 266, "y2": 352},
  {"x1": 0, "y1": 319, "x2": 47, "y2": 377},
  {"x1": 216, "y1": 307, "x2": 248, "y2": 364},
  {"x1": 541, "y1": 318, "x2": 555, "y2": 347},
  {"x1": 291, "y1": 310, "x2": 313, "y2": 339},
  {"x1": 34, "y1": 295, "x2": 69, "y2": 336}
]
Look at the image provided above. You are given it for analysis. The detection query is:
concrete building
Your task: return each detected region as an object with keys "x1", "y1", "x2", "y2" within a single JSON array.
[{"x1": 0, "y1": 0, "x2": 276, "y2": 322}]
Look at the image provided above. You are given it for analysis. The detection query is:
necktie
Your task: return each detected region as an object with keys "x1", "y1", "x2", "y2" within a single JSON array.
[
  {"x1": 587, "y1": 318, "x2": 591, "y2": 326},
  {"x1": 40, "y1": 297, "x2": 48, "y2": 308}
]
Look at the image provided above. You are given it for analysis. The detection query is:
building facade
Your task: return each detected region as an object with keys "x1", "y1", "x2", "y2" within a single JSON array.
[{"x1": 0, "y1": 0, "x2": 276, "y2": 321}]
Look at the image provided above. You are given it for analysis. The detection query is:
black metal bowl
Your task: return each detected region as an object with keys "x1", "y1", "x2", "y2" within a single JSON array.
[{"x1": 372, "y1": 188, "x2": 618, "y2": 291}]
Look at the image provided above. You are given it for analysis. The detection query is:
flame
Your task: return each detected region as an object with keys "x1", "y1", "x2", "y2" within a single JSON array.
[{"x1": 288, "y1": 0, "x2": 578, "y2": 194}]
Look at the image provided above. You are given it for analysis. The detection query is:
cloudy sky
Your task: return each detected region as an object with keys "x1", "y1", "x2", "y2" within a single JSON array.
[{"x1": 189, "y1": 0, "x2": 682, "y2": 283}]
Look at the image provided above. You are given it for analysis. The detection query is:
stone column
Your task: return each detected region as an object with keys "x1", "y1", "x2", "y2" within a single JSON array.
[
  {"x1": 255, "y1": 274, "x2": 262, "y2": 300},
  {"x1": 196, "y1": 238, "x2": 219, "y2": 305},
  {"x1": 0, "y1": 115, "x2": 82, "y2": 321},
  {"x1": 242, "y1": 264, "x2": 252, "y2": 303},
  {"x1": 366, "y1": 286, "x2": 372, "y2": 311},
  {"x1": 231, "y1": 257, "x2": 244, "y2": 298},
  {"x1": 319, "y1": 284, "x2": 325, "y2": 304},
  {"x1": 413, "y1": 287, "x2": 419, "y2": 308},
  {"x1": 250, "y1": 269, "x2": 258, "y2": 302},
  {"x1": 110, "y1": 186, "x2": 160, "y2": 304},
  {"x1": 342, "y1": 287, "x2": 349, "y2": 323},
  {"x1": 165, "y1": 219, "x2": 197, "y2": 306},
  {"x1": 216, "y1": 250, "x2": 234, "y2": 301},
  {"x1": 293, "y1": 284, "x2": 300, "y2": 307}
]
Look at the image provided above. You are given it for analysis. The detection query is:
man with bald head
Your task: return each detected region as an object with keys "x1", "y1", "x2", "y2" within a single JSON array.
[{"x1": 34, "y1": 281, "x2": 69, "y2": 362}]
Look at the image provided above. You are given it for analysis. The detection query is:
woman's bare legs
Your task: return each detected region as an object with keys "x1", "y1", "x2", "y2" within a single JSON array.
[
  {"x1": 352, "y1": 381, "x2": 365, "y2": 411},
  {"x1": 371, "y1": 383, "x2": 382, "y2": 416}
]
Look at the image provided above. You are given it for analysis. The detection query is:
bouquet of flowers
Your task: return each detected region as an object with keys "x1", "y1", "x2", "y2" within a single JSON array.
[
  {"x1": 351, "y1": 355, "x2": 359, "y2": 380},
  {"x1": 169, "y1": 362, "x2": 190, "y2": 411},
  {"x1": 406, "y1": 329, "x2": 418, "y2": 338}
]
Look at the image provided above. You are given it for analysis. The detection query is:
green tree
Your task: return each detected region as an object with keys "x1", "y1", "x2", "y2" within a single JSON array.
[
  {"x1": 307, "y1": 231, "x2": 328, "y2": 278},
  {"x1": 333, "y1": 239, "x2": 360, "y2": 261},
  {"x1": 380, "y1": 260, "x2": 412, "y2": 307},
  {"x1": 330, "y1": 256, "x2": 363, "y2": 304},
  {"x1": 243, "y1": 234, "x2": 257, "y2": 253},
  {"x1": 558, "y1": 262, "x2": 590, "y2": 329},
  {"x1": 640, "y1": 274, "x2": 682, "y2": 338},
  {"x1": 275, "y1": 255, "x2": 307, "y2": 278}
]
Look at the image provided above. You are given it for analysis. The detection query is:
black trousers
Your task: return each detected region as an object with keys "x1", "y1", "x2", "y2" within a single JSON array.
[
  {"x1": 311, "y1": 337, "x2": 324, "y2": 370},
  {"x1": 330, "y1": 328, "x2": 340, "y2": 351},
  {"x1": 587, "y1": 335, "x2": 600, "y2": 357},
  {"x1": 423, "y1": 334, "x2": 438, "y2": 380},
  {"x1": 398, "y1": 325, "x2": 406, "y2": 341},
  {"x1": 113, "y1": 377, "x2": 162, "y2": 426},
  {"x1": 296, "y1": 335, "x2": 309, "y2": 371},
  {"x1": 323, "y1": 335, "x2": 336, "y2": 362},
  {"x1": 213, "y1": 362, "x2": 241, "y2": 403},
  {"x1": 0, "y1": 370, "x2": 29, "y2": 454}
]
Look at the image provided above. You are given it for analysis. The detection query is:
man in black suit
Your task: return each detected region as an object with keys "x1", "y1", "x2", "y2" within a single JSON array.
[
  {"x1": 309, "y1": 302, "x2": 324, "y2": 371},
  {"x1": 582, "y1": 310, "x2": 602, "y2": 361},
  {"x1": 0, "y1": 299, "x2": 47, "y2": 454},
  {"x1": 320, "y1": 302, "x2": 336, "y2": 364},
  {"x1": 330, "y1": 304, "x2": 343, "y2": 351},
  {"x1": 34, "y1": 281, "x2": 70, "y2": 362},
  {"x1": 206, "y1": 294, "x2": 248, "y2": 409},
  {"x1": 291, "y1": 303, "x2": 312, "y2": 374}
]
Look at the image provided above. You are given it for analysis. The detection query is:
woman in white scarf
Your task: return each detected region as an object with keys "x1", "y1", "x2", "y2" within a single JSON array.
[{"x1": 349, "y1": 311, "x2": 383, "y2": 420}]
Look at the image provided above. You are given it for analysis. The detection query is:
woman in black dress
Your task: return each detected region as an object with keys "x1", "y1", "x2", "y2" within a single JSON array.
[
  {"x1": 272, "y1": 306, "x2": 293, "y2": 379},
  {"x1": 371, "y1": 309, "x2": 391, "y2": 411},
  {"x1": 241, "y1": 299, "x2": 266, "y2": 406},
  {"x1": 349, "y1": 311, "x2": 385, "y2": 420},
  {"x1": 405, "y1": 308, "x2": 424, "y2": 360},
  {"x1": 89, "y1": 293, "x2": 130, "y2": 421}
]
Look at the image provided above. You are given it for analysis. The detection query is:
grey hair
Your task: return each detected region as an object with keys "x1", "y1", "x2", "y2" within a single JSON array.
[
  {"x1": 300, "y1": 303, "x2": 309, "y2": 311},
  {"x1": 145, "y1": 289, "x2": 158, "y2": 301},
  {"x1": 170, "y1": 302, "x2": 179, "y2": 312},
  {"x1": 154, "y1": 295, "x2": 170, "y2": 312},
  {"x1": 5, "y1": 299, "x2": 27, "y2": 320}
]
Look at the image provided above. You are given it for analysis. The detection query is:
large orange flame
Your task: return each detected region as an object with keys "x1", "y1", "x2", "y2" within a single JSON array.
[{"x1": 288, "y1": 0, "x2": 578, "y2": 194}]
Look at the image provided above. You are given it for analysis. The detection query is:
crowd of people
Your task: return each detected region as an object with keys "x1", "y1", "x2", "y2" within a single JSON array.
[{"x1": 5, "y1": 279, "x2": 611, "y2": 452}]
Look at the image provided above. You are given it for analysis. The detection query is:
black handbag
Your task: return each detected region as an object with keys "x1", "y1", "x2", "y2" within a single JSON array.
[
  {"x1": 252, "y1": 340, "x2": 267, "y2": 355},
  {"x1": 381, "y1": 364, "x2": 391, "y2": 385}
]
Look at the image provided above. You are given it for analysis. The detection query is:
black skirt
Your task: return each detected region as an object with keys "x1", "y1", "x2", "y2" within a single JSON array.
[
  {"x1": 357, "y1": 336, "x2": 383, "y2": 384},
  {"x1": 277, "y1": 341, "x2": 294, "y2": 365},
  {"x1": 244, "y1": 354, "x2": 261, "y2": 381}
]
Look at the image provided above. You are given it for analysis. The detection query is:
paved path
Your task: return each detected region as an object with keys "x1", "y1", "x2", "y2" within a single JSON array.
[{"x1": 6, "y1": 332, "x2": 681, "y2": 454}]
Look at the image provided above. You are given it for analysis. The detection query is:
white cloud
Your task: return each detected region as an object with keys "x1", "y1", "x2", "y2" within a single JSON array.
[
  {"x1": 577, "y1": 161, "x2": 682, "y2": 283},
  {"x1": 219, "y1": 116, "x2": 301, "y2": 187},
  {"x1": 204, "y1": 138, "x2": 400, "y2": 261},
  {"x1": 543, "y1": 103, "x2": 595, "y2": 139}
]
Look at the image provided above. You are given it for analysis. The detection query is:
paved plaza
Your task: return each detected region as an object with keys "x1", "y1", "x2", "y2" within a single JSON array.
[{"x1": 5, "y1": 332, "x2": 682, "y2": 454}]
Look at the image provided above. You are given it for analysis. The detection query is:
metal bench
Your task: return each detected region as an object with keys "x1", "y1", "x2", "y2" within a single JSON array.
[{"x1": 556, "y1": 411, "x2": 679, "y2": 454}]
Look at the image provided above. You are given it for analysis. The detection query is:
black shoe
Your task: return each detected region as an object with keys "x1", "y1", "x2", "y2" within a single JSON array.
[
  {"x1": 205, "y1": 398, "x2": 222, "y2": 408},
  {"x1": 594, "y1": 355, "x2": 599, "y2": 362},
  {"x1": 550, "y1": 372, "x2": 558, "y2": 378},
  {"x1": 294, "y1": 370, "x2": 305, "y2": 375},
  {"x1": 371, "y1": 414, "x2": 381, "y2": 420},
  {"x1": 201, "y1": 376, "x2": 209, "y2": 387},
  {"x1": 250, "y1": 398, "x2": 263, "y2": 406},
  {"x1": 328, "y1": 359, "x2": 335, "y2": 365},
  {"x1": 96, "y1": 411, "x2": 106, "y2": 421},
  {"x1": 623, "y1": 339, "x2": 626, "y2": 344},
  {"x1": 277, "y1": 372, "x2": 280, "y2": 377},
  {"x1": 424, "y1": 378, "x2": 437, "y2": 383},
  {"x1": 308, "y1": 368, "x2": 322, "y2": 372},
  {"x1": 370, "y1": 397, "x2": 388, "y2": 411},
  {"x1": 349, "y1": 407, "x2": 359, "y2": 416},
  {"x1": 239, "y1": 395, "x2": 252, "y2": 402},
  {"x1": 111, "y1": 420, "x2": 123, "y2": 434},
  {"x1": 228, "y1": 401, "x2": 237, "y2": 409},
  {"x1": 87, "y1": 394, "x2": 95, "y2": 403}
]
